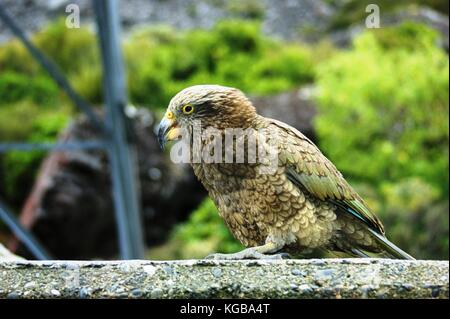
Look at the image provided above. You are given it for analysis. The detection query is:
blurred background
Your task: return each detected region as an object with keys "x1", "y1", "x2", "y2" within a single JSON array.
[{"x1": 0, "y1": 0, "x2": 448, "y2": 261}]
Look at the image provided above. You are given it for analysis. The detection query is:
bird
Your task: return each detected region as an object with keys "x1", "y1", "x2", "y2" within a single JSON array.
[{"x1": 158, "y1": 84, "x2": 414, "y2": 260}]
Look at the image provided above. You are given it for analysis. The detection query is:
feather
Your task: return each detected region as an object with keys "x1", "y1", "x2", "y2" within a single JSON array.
[
  {"x1": 270, "y1": 117, "x2": 385, "y2": 236},
  {"x1": 367, "y1": 228, "x2": 415, "y2": 260}
]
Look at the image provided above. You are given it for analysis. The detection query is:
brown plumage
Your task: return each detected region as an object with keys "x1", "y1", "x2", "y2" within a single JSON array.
[{"x1": 158, "y1": 85, "x2": 414, "y2": 259}]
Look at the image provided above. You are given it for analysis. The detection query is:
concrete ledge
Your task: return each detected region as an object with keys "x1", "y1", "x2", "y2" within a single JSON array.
[{"x1": 0, "y1": 259, "x2": 448, "y2": 299}]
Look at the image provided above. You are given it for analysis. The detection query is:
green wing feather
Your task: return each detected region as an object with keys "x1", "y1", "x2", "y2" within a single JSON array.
[{"x1": 267, "y1": 118, "x2": 385, "y2": 235}]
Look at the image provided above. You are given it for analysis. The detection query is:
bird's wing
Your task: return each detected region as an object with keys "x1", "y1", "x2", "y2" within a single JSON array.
[{"x1": 266, "y1": 118, "x2": 385, "y2": 235}]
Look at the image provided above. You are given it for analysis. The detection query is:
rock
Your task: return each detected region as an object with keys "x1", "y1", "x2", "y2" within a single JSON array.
[
  {"x1": 250, "y1": 86, "x2": 317, "y2": 142},
  {"x1": 0, "y1": 0, "x2": 334, "y2": 43},
  {"x1": 262, "y1": 0, "x2": 333, "y2": 40},
  {"x1": 0, "y1": 259, "x2": 447, "y2": 298},
  {"x1": 211, "y1": 267, "x2": 222, "y2": 278},
  {"x1": 24, "y1": 281, "x2": 36, "y2": 289},
  {"x1": 50, "y1": 289, "x2": 61, "y2": 297},
  {"x1": 130, "y1": 288, "x2": 143, "y2": 298},
  {"x1": 1, "y1": 0, "x2": 447, "y2": 49}
]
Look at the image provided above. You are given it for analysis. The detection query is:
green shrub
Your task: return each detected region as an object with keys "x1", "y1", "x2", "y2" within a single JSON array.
[
  {"x1": 316, "y1": 24, "x2": 449, "y2": 189},
  {"x1": 33, "y1": 18, "x2": 99, "y2": 75},
  {"x1": 0, "y1": 101, "x2": 70, "y2": 205},
  {"x1": 0, "y1": 100, "x2": 43, "y2": 141},
  {"x1": 315, "y1": 23, "x2": 449, "y2": 258},
  {"x1": 0, "y1": 39, "x2": 38, "y2": 74},
  {"x1": 327, "y1": 0, "x2": 449, "y2": 30},
  {"x1": 0, "y1": 19, "x2": 100, "y2": 105},
  {"x1": 380, "y1": 178, "x2": 449, "y2": 260},
  {"x1": 371, "y1": 22, "x2": 442, "y2": 51},
  {"x1": 0, "y1": 19, "x2": 316, "y2": 213},
  {"x1": 165, "y1": 198, "x2": 243, "y2": 259},
  {"x1": 70, "y1": 63, "x2": 103, "y2": 105},
  {"x1": 0, "y1": 72, "x2": 59, "y2": 106},
  {"x1": 0, "y1": 18, "x2": 98, "y2": 77},
  {"x1": 125, "y1": 20, "x2": 316, "y2": 108},
  {"x1": 1, "y1": 19, "x2": 316, "y2": 109}
]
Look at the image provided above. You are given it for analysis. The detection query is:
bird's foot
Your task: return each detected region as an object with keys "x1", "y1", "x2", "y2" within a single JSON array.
[{"x1": 205, "y1": 248, "x2": 291, "y2": 260}]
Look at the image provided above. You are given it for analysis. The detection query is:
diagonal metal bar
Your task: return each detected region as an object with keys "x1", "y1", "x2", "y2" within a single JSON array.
[
  {"x1": 0, "y1": 201, "x2": 52, "y2": 260},
  {"x1": 0, "y1": 141, "x2": 107, "y2": 153},
  {"x1": 0, "y1": 3, "x2": 107, "y2": 135},
  {"x1": 94, "y1": 0, "x2": 145, "y2": 259}
]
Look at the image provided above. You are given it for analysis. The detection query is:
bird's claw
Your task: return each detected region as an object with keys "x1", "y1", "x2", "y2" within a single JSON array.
[{"x1": 205, "y1": 249, "x2": 291, "y2": 260}]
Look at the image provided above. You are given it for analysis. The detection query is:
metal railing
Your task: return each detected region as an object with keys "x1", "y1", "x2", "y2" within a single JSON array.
[{"x1": 0, "y1": 0, "x2": 145, "y2": 260}]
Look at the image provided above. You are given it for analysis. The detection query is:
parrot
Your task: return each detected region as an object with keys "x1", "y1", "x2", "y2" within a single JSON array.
[{"x1": 158, "y1": 84, "x2": 414, "y2": 260}]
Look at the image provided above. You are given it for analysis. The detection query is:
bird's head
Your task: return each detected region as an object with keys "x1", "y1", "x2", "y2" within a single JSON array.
[{"x1": 157, "y1": 85, "x2": 257, "y2": 149}]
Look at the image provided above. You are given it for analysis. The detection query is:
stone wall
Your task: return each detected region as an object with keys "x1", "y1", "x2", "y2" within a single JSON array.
[{"x1": 0, "y1": 259, "x2": 448, "y2": 298}]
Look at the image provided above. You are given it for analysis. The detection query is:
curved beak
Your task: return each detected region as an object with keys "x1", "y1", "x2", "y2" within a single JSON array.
[{"x1": 157, "y1": 113, "x2": 181, "y2": 149}]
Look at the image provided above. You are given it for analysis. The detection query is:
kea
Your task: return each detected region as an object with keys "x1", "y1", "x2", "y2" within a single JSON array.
[{"x1": 158, "y1": 85, "x2": 414, "y2": 260}]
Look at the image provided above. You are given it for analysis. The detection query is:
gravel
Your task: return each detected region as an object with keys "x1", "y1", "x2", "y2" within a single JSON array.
[{"x1": 0, "y1": 258, "x2": 448, "y2": 299}]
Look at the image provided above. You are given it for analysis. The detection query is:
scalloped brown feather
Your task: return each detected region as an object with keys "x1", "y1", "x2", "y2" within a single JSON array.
[{"x1": 265, "y1": 118, "x2": 385, "y2": 235}]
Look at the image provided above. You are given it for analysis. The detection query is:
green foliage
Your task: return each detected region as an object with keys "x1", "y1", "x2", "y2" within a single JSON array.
[
  {"x1": 380, "y1": 178, "x2": 448, "y2": 260},
  {"x1": 327, "y1": 0, "x2": 449, "y2": 30},
  {"x1": 0, "y1": 18, "x2": 315, "y2": 213},
  {"x1": 0, "y1": 39, "x2": 38, "y2": 74},
  {"x1": 0, "y1": 18, "x2": 98, "y2": 76},
  {"x1": 125, "y1": 20, "x2": 315, "y2": 108},
  {"x1": 0, "y1": 20, "x2": 91, "y2": 205},
  {"x1": 0, "y1": 100, "x2": 43, "y2": 141},
  {"x1": 161, "y1": 198, "x2": 244, "y2": 259},
  {"x1": 0, "y1": 101, "x2": 70, "y2": 204},
  {"x1": 371, "y1": 22, "x2": 441, "y2": 51},
  {"x1": 315, "y1": 23, "x2": 449, "y2": 259},
  {"x1": 316, "y1": 24, "x2": 449, "y2": 189},
  {"x1": 1, "y1": 150, "x2": 43, "y2": 204},
  {"x1": 0, "y1": 18, "x2": 100, "y2": 104},
  {"x1": 0, "y1": 72, "x2": 59, "y2": 106},
  {"x1": 33, "y1": 18, "x2": 99, "y2": 75},
  {"x1": 1, "y1": 19, "x2": 315, "y2": 109},
  {"x1": 70, "y1": 63, "x2": 103, "y2": 105}
]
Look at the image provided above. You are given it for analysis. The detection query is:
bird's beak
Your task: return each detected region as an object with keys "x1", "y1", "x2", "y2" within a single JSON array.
[{"x1": 157, "y1": 111, "x2": 181, "y2": 149}]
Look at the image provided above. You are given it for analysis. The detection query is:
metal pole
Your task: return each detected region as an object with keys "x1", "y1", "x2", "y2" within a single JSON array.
[
  {"x1": 0, "y1": 141, "x2": 107, "y2": 153},
  {"x1": 0, "y1": 202, "x2": 51, "y2": 260},
  {"x1": 93, "y1": 0, "x2": 145, "y2": 259}
]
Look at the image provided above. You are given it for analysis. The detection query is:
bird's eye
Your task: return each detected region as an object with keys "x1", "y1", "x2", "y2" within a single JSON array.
[{"x1": 182, "y1": 104, "x2": 194, "y2": 115}]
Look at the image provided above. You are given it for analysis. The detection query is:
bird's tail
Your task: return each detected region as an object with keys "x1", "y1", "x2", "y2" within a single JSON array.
[{"x1": 367, "y1": 228, "x2": 415, "y2": 260}]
